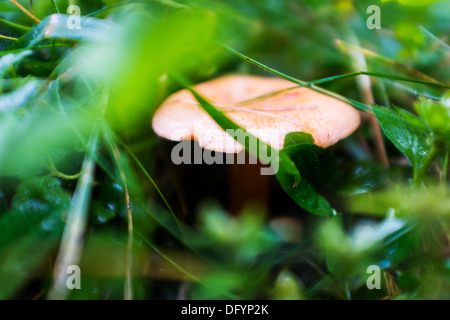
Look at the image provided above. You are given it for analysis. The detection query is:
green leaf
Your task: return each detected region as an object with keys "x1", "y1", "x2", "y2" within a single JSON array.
[
  {"x1": 373, "y1": 105, "x2": 432, "y2": 180},
  {"x1": 392, "y1": 105, "x2": 428, "y2": 131},
  {"x1": 276, "y1": 143, "x2": 338, "y2": 216},
  {"x1": 283, "y1": 132, "x2": 314, "y2": 148}
]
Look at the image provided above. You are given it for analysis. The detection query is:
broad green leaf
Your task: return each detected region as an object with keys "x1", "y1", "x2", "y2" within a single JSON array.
[{"x1": 392, "y1": 105, "x2": 428, "y2": 131}]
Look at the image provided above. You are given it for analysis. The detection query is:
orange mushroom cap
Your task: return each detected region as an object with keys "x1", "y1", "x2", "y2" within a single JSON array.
[{"x1": 152, "y1": 74, "x2": 360, "y2": 153}]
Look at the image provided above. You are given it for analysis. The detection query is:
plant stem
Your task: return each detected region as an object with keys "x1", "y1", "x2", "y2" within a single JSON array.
[
  {"x1": 113, "y1": 131, "x2": 182, "y2": 236},
  {"x1": 105, "y1": 133, "x2": 134, "y2": 300}
]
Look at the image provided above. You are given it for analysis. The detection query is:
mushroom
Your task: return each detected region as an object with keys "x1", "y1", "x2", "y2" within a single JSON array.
[{"x1": 152, "y1": 74, "x2": 360, "y2": 213}]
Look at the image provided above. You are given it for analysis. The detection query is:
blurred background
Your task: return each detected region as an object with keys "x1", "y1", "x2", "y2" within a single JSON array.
[{"x1": 0, "y1": 0, "x2": 449, "y2": 300}]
